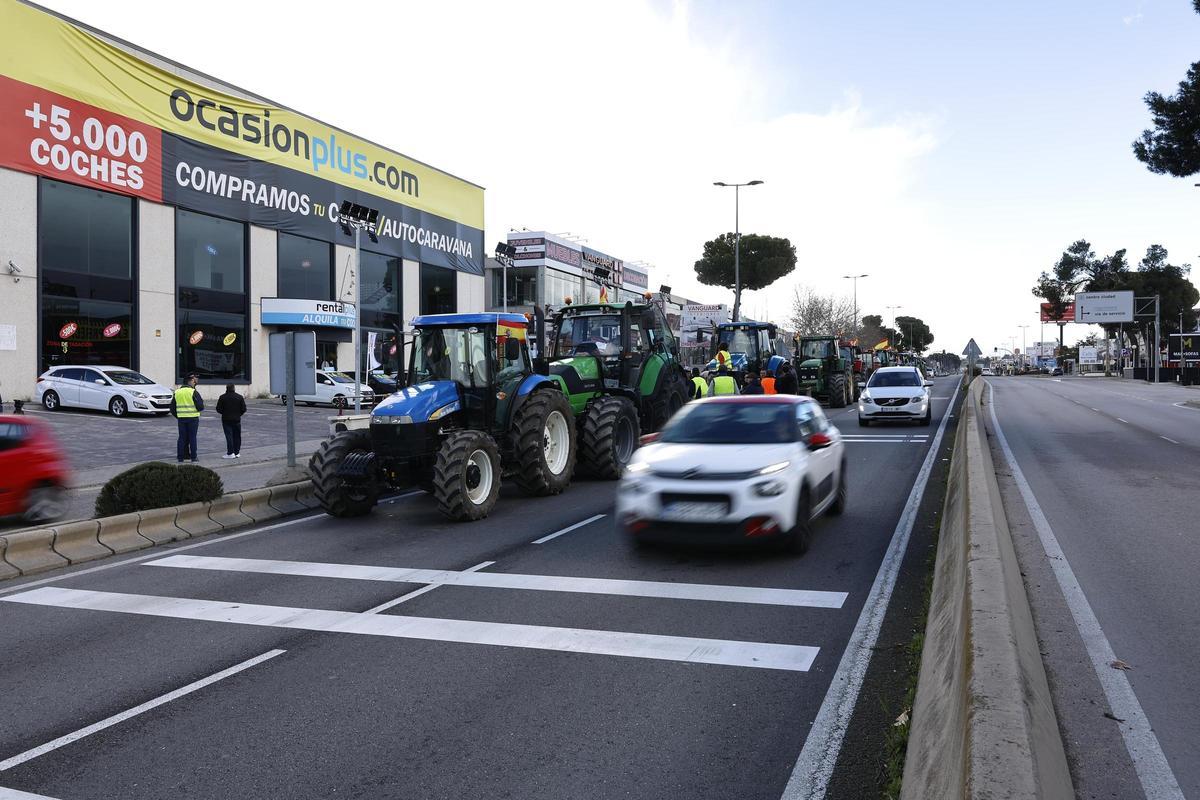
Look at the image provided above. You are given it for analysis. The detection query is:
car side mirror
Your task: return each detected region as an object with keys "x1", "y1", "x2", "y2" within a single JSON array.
[
  {"x1": 807, "y1": 431, "x2": 833, "y2": 451},
  {"x1": 923, "y1": 380, "x2": 933, "y2": 387},
  {"x1": 94, "y1": 379, "x2": 106, "y2": 385}
]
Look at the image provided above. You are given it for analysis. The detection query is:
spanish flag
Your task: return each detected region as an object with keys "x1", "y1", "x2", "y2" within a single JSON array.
[
  {"x1": 874, "y1": 339, "x2": 889, "y2": 351},
  {"x1": 599, "y1": 285, "x2": 609, "y2": 303}
]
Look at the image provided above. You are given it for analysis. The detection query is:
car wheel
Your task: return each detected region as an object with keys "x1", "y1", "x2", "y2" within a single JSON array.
[
  {"x1": 829, "y1": 459, "x2": 847, "y2": 516},
  {"x1": 23, "y1": 484, "x2": 66, "y2": 523},
  {"x1": 304, "y1": 401, "x2": 315, "y2": 407},
  {"x1": 42, "y1": 390, "x2": 60, "y2": 411},
  {"x1": 858, "y1": 416, "x2": 869, "y2": 427},
  {"x1": 921, "y1": 408, "x2": 932, "y2": 427},
  {"x1": 109, "y1": 396, "x2": 128, "y2": 417},
  {"x1": 783, "y1": 489, "x2": 813, "y2": 554},
  {"x1": 332, "y1": 395, "x2": 347, "y2": 409}
]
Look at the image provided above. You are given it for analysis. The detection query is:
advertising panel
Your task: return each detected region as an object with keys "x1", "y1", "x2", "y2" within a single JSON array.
[
  {"x1": 1040, "y1": 302, "x2": 1075, "y2": 323},
  {"x1": 681, "y1": 303, "x2": 729, "y2": 335},
  {"x1": 261, "y1": 298, "x2": 356, "y2": 329},
  {"x1": 1074, "y1": 291, "x2": 1134, "y2": 324},
  {"x1": 623, "y1": 265, "x2": 649, "y2": 290},
  {"x1": 1168, "y1": 333, "x2": 1200, "y2": 361},
  {"x1": 0, "y1": 1, "x2": 483, "y2": 274}
]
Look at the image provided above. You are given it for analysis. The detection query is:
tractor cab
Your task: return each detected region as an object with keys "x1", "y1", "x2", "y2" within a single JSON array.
[
  {"x1": 793, "y1": 334, "x2": 854, "y2": 408},
  {"x1": 707, "y1": 322, "x2": 782, "y2": 382}
]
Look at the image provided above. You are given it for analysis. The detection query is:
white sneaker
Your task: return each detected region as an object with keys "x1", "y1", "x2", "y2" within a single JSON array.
[
  {"x1": 222, "y1": 454, "x2": 236, "y2": 459},
  {"x1": 234, "y1": 453, "x2": 240, "y2": 458}
]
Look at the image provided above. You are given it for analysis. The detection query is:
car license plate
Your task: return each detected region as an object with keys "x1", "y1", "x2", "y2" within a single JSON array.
[{"x1": 663, "y1": 501, "x2": 726, "y2": 521}]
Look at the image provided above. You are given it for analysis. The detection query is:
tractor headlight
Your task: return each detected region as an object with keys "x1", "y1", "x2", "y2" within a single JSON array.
[
  {"x1": 429, "y1": 401, "x2": 461, "y2": 421},
  {"x1": 372, "y1": 415, "x2": 411, "y2": 425}
]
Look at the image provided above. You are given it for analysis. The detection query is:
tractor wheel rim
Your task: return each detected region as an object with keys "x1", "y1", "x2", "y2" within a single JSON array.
[
  {"x1": 613, "y1": 415, "x2": 635, "y2": 466},
  {"x1": 465, "y1": 448, "x2": 493, "y2": 504},
  {"x1": 543, "y1": 410, "x2": 570, "y2": 475}
]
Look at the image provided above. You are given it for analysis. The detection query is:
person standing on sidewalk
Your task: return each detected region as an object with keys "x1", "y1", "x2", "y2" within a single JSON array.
[
  {"x1": 216, "y1": 384, "x2": 247, "y2": 459},
  {"x1": 170, "y1": 374, "x2": 204, "y2": 463}
]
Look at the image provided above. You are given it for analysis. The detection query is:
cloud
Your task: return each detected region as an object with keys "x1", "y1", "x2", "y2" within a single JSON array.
[{"x1": 1123, "y1": 12, "x2": 1144, "y2": 25}]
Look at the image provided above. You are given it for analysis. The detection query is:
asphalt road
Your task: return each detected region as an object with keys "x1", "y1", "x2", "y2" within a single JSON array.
[
  {"x1": 984, "y1": 376, "x2": 1200, "y2": 800},
  {"x1": 0, "y1": 378, "x2": 959, "y2": 800}
]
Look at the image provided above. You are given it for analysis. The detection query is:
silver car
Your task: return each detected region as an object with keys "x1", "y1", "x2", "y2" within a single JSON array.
[{"x1": 35, "y1": 365, "x2": 174, "y2": 417}]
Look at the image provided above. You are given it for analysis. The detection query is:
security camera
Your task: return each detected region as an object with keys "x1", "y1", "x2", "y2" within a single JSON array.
[{"x1": 7, "y1": 260, "x2": 21, "y2": 274}]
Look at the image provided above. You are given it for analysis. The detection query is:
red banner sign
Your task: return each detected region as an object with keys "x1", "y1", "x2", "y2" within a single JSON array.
[{"x1": 1040, "y1": 302, "x2": 1075, "y2": 323}]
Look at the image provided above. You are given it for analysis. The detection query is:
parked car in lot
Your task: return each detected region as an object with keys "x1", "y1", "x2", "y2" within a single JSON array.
[
  {"x1": 858, "y1": 366, "x2": 932, "y2": 427},
  {"x1": 617, "y1": 395, "x2": 846, "y2": 553},
  {"x1": 366, "y1": 369, "x2": 400, "y2": 397},
  {"x1": 281, "y1": 371, "x2": 374, "y2": 408},
  {"x1": 36, "y1": 365, "x2": 174, "y2": 417},
  {"x1": 0, "y1": 415, "x2": 69, "y2": 523}
]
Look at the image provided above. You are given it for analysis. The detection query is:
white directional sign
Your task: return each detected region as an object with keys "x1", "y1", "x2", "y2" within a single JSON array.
[
  {"x1": 1074, "y1": 291, "x2": 1134, "y2": 324},
  {"x1": 962, "y1": 338, "x2": 982, "y2": 358}
]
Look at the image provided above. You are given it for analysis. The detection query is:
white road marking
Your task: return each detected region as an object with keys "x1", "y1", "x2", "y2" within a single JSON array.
[
  {"x1": 531, "y1": 513, "x2": 606, "y2": 544},
  {"x1": 0, "y1": 588, "x2": 819, "y2": 672},
  {"x1": 1171, "y1": 401, "x2": 1199, "y2": 412},
  {"x1": 782, "y1": 390, "x2": 954, "y2": 800},
  {"x1": 148, "y1": 554, "x2": 847, "y2": 609},
  {"x1": 987, "y1": 383, "x2": 1183, "y2": 800},
  {"x1": 842, "y1": 440, "x2": 911, "y2": 444},
  {"x1": 1091, "y1": 407, "x2": 1101, "y2": 412},
  {"x1": 1117, "y1": 418, "x2": 1129, "y2": 424},
  {"x1": 364, "y1": 561, "x2": 495, "y2": 614},
  {"x1": 0, "y1": 648, "x2": 285, "y2": 772},
  {"x1": 1160, "y1": 436, "x2": 1180, "y2": 445},
  {"x1": 0, "y1": 787, "x2": 61, "y2": 799}
]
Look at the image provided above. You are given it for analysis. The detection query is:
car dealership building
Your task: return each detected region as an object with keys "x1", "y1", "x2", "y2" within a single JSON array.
[{"x1": 0, "y1": 0, "x2": 485, "y2": 400}]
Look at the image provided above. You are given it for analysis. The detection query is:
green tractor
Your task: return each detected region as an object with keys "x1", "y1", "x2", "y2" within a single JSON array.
[
  {"x1": 542, "y1": 301, "x2": 691, "y2": 477},
  {"x1": 793, "y1": 335, "x2": 854, "y2": 408}
]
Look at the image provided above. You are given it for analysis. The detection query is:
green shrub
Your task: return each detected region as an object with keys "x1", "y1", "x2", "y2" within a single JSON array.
[{"x1": 95, "y1": 461, "x2": 223, "y2": 517}]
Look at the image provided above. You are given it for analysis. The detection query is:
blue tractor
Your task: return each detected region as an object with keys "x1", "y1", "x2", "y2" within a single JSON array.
[
  {"x1": 705, "y1": 321, "x2": 787, "y2": 384},
  {"x1": 308, "y1": 313, "x2": 577, "y2": 522}
]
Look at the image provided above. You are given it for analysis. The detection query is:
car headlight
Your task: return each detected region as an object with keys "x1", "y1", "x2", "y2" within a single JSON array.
[
  {"x1": 911, "y1": 396, "x2": 924, "y2": 404},
  {"x1": 619, "y1": 479, "x2": 648, "y2": 494},
  {"x1": 626, "y1": 462, "x2": 650, "y2": 474},
  {"x1": 860, "y1": 392, "x2": 873, "y2": 403},
  {"x1": 758, "y1": 461, "x2": 790, "y2": 475},
  {"x1": 428, "y1": 401, "x2": 460, "y2": 420},
  {"x1": 754, "y1": 480, "x2": 787, "y2": 496},
  {"x1": 129, "y1": 391, "x2": 148, "y2": 398}
]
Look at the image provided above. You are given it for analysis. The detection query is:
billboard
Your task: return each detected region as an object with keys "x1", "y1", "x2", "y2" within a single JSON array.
[
  {"x1": 1040, "y1": 302, "x2": 1075, "y2": 323},
  {"x1": 0, "y1": 1, "x2": 484, "y2": 274},
  {"x1": 1074, "y1": 291, "x2": 1134, "y2": 324},
  {"x1": 1169, "y1": 333, "x2": 1200, "y2": 361},
  {"x1": 681, "y1": 303, "x2": 729, "y2": 340}
]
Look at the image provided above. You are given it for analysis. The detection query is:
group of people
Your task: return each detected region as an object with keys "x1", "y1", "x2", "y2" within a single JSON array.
[
  {"x1": 689, "y1": 361, "x2": 800, "y2": 398},
  {"x1": 170, "y1": 375, "x2": 247, "y2": 462}
]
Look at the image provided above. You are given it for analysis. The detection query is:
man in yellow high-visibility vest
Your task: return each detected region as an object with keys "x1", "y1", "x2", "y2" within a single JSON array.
[
  {"x1": 690, "y1": 367, "x2": 708, "y2": 399},
  {"x1": 170, "y1": 373, "x2": 205, "y2": 463},
  {"x1": 708, "y1": 365, "x2": 740, "y2": 396}
]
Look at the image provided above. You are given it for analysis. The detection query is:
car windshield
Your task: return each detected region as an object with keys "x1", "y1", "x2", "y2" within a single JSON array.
[
  {"x1": 800, "y1": 339, "x2": 835, "y2": 359},
  {"x1": 869, "y1": 370, "x2": 921, "y2": 388},
  {"x1": 660, "y1": 402, "x2": 797, "y2": 444},
  {"x1": 410, "y1": 326, "x2": 489, "y2": 386},
  {"x1": 555, "y1": 314, "x2": 621, "y2": 358},
  {"x1": 327, "y1": 372, "x2": 355, "y2": 384},
  {"x1": 103, "y1": 370, "x2": 154, "y2": 386}
]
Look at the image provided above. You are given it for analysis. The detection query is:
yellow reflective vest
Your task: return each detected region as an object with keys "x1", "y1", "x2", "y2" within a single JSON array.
[
  {"x1": 691, "y1": 376, "x2": 708, "y2": 397},
  {"x1": 711, "y1": 375, "x2": 739, "y2": 396},
  {"x1": 174, "y1": 387, "x2": 200, "y2": 418}
]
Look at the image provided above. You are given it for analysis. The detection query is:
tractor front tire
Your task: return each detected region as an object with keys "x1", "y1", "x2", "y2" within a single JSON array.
[
  {"x1": 511, "y1": 390, "x2": 576, "y2": 496},
  {"x1": 828, "y1": 373, "x2": 848, "y2": 408},
  {"x1": 579, "y1": 396, "x2": 640, "y2": 479},
  {"x1": 309, "y1": 430, "x2": 379, "y2": 518},
  {"x1": 433, "y1": 430, "x2": 501, "y2": 521}
]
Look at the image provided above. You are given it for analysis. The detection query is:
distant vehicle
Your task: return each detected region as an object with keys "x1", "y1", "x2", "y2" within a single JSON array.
[
  {"x1": 616, "y1": 395, "x2": 846, "y2": 553},
  {"x1": 366, "y1": 369, "x2": 399, "y2": 397},
  {"x1": 1051, "y1": 367, "x2": 1064, "y2": 376},
  {"x1": 35, "y1": 365, "x2": 173, "y2": 417},
  {"x1": 0, "y1": 415, "x2": 69, "y2": 523},
  {"x1": 980, "y1": 368, "x2": 995, "y2": 376},
  {"x1": 282, "y1": 371, "x2": 375, "y2": 408},
  {"x1": 858, "y1": 366, "x2": 933, "y2": 427}
]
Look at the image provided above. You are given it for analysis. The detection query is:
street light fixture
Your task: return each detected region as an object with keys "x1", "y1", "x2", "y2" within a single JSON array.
[
  {"x1": 886, "y1": 304, "x2": 902, "y2": 347},
  {"x1": 842, "y1": 274, "x2": 868, "y2": 338},
  {"x1": 713, "y1": 179, "x2": 764, "y2": 322},
  {"x1": 337, "y1": 200, "x2": 380, "y2": 414},
  {"x1": 494, "y1": 241, "x2": 517, "y2": 311}
]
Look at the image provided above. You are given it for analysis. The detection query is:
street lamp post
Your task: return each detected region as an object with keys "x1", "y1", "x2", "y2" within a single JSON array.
[
  {"x1": 713, "y1": 179, "x2": 763, "y2": 322},
  {"x1": 1018, "y1": 324, "x2": 1029, "y2": 371},
  {"x1": 842, "y1": 273, "x2": 868, "y2": 338},
  {"x1": 886, "y1": 305, "x2": 902, "y2": 348}
]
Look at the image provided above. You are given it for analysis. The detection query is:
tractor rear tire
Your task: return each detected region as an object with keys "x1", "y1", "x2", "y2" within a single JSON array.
[
  {"x1": 579, "y1": 396, "x2": 640, "y2": 479},
  {"x1": 828, "y1": 373, "x2": 848, "y2": 408},
  {"x1": 309, "y1": 430, "x2": 379, "y2": 518},
  {"x1": 433, "y1": 430, "x2": 501, "y2": 521},
  {"x1": 511, "y1": 390, "x2": 576, "y2": 496}
]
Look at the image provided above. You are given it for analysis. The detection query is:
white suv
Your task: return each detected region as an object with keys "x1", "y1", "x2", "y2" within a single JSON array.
[
  {"x1": 36, "y1": 366, "x2": 175, "y2": 417},
  {"x1": 858, "y1": 366, "x2": 932, "y2": 427}
]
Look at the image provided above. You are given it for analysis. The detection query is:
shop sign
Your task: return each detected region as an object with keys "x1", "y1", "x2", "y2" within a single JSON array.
[
  {"x1": 261, "y1": 297, "x2": 356, "y2": 329},
  {"x1": 58, "y1": 321, "x2": 77, "y2": 339},
  {"x1": 189, "y1": 330, "x2": 204, "y2": 345},
  {"x1": 102, "y1": 323, "x2": 122, "y2": 338},
  {"x1": 223, "y1": 332, "x2": 237, "y2": 346}
]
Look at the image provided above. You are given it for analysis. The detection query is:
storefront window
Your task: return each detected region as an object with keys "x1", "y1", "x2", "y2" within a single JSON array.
[
  {"x1": 278, "y1": 233, "x2": 333, "y2": 300},
  {"x1": 491, "y1": 265, "x2": 538, "y2": 307},
  {"x1": 359, "y1": 251, "x2": 400, "y2": 326},
  {"x1": 543, "y1": 268, "x2": 581, "y2": 310},
  {"x1": 39, "y1": 179, "x2": 135, "y2": 372},
  {"x1": 177, "y1": 210, "x2": 248, "y2": 382},
  {"x1": 420, "y1": 263, "x2": 456, "y2": 315}
]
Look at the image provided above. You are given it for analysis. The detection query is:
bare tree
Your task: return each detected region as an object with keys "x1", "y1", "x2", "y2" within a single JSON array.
[{"x1": 789, "y1": 286, "x2": 856, "y2": 337}]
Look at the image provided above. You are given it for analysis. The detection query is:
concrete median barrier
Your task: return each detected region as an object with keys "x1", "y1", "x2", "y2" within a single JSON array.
[
  {"x1": 901, "y1": 380, "x2": 1072, "y2": 800},
  {"x1": 174, "y1": 502, "x2": 223, "y2": 538},
  {"x1": 238, "y1": 487, "x2": 276, "y2": 523},
  {"x1": 49, "y1": 520, "x2": 113, "y2": 564},
  {"x1": 96, "y1": 512, "x2": 154, "y2": 554},
  {"x1": 1, "y1": 529, "x2": 69, "y2": 575},
  {"x1": 136, "y1": 506, "x2": 187, "y2": 546},
  {"x1": 267, "y1": 483, "x2": 307, "y2": 516},
  {"x1": 207, "y1": 494, "x2": 253, "y2": 529},
  {"x1": 0, "y1": 537, "x2": 22, "y2": 580}
]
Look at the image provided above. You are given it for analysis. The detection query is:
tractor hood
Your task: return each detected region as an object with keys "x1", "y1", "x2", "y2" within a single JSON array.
[
  {"x1": 798, "y1": 358, "x2": 823, "y2": 369},
  {"x1": 550, "y1": 356, "x2": 602, "y2": 381},
  {"x1": 371, "y1": 381, "x2": 459, "y2": 423}
]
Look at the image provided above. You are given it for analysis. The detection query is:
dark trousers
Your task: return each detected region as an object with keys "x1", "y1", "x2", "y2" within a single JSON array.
[
  {"x1": 176, "y1": 417, "x2": 199, "y2": 462},
  {"x1": 222, "y1": 421, "x2": 242, "y2": 455}
]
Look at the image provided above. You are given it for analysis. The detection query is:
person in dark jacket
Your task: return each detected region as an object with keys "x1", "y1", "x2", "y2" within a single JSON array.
[
  {"x1": 742, "y1": 372, "x2": 765, "y2": 395},
  {"x1": 775, "y1": 363, "x2": 799, "y2": 395},
  {"x1": 170, "y1": 374, "x2": 204, "y2": 463},
  {"x1": 215, "y1": 384, "x2": 247, "y2": 459}
]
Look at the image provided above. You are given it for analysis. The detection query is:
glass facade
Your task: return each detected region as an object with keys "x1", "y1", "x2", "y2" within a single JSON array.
[
  {"x1": 359, "y1": 250, "x2": 402, "y2": 376},
  {"x1": 38, "y1": 179, "x2": 135, "y2": 372},
  {"x1": 490, "y1": 265, "x2": 538, "y2": 308},
  {"x1": 420, "y1": 263, "x2": 456, "y2": 315},
  {"x1": 278, "y1": 233, "x2": 333, "y2": 300},
  {"x1": 543, "y1": 267, "x2": 580, "y2": 309},
  {"x1": 176, "y1": 210, "x2": 248, "y2": 382}
]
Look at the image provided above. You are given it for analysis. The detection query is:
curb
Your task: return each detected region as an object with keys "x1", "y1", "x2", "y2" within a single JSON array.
[
  {"x1": 901, "y1": 380, "x2": 1073, "y2": 799},
  {"x1": 0, "y1": 480, "x2": 315, "y2": 581}
]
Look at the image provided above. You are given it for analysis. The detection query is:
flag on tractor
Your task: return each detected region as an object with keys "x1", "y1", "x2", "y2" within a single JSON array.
[{"x1": 874, "y1": 339, "x2": 889, "y2": 351}]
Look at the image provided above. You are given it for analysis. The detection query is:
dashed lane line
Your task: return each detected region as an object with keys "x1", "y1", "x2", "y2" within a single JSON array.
[{"x1": 531, "y1": 513, "x2": 606, "y2": 544}]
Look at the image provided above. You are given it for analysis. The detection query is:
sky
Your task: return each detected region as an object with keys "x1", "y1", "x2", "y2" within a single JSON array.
[{"x1": 37, "y1": 0, "x2": 1200, "y2": 355}]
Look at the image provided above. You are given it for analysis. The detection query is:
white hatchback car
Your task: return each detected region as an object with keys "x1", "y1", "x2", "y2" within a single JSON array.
[
  {"x1": 858, "y1": 366, "x2": 932, "y2": 427},
  {"x1": 36, "y1": 366, "x2": 174, "y2": 417},
  {"x1": 280, "y1": 370, "x2": 374, "y2": 408},
  {"x1": 617, "y1": 395, "x2": 846, "y2": 553}
]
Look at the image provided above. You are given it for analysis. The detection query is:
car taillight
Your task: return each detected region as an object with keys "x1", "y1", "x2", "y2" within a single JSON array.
[{"x1": 743, "y1": 517, "x2": 780, "y2": 537}]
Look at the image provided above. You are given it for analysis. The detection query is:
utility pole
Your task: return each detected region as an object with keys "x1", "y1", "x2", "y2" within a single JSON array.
[
  {"x1": 337, "y1": 201, "x2": 380, "y2": 414},
  {"x1": 843, "y1": 274, "x2": 868, "y2": 339}
]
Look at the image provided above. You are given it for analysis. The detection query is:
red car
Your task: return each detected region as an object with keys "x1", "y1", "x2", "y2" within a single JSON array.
[{"x1": 0, "y1": 415, "x2": 69, "y2": 523}]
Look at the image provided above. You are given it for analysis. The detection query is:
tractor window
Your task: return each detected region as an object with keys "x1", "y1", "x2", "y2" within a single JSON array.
[
  {"x1": 800, "y1": 339, "x2": 834, "y2": 360},
  {"x1": 718, "y1": 328, "x2": 755, "y2": 355},
  {"x1": 555, "y1": 314, "x2": 622, "y2": 358},
  {"x1": 411, "y1": 327, "x2": 489, "y2": 387},
  {"x1": 495, "y1": 333, "x2": 529, "y2": 382}
]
